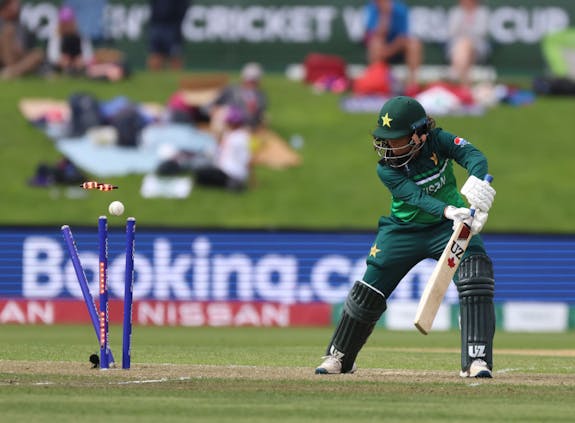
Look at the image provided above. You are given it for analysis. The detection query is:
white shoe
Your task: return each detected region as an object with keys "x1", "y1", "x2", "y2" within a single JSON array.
[
  {"x1": 460, "y1": 359, "x2": 492, "y2": 378},
  {"x1": 315, "y1": 355, "x2": 357, "y2": 374}
]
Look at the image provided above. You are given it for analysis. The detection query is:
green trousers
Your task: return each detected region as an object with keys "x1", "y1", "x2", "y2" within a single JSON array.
[{"x1": 363, "y1": 216, "x2": 486, "y2": 298}]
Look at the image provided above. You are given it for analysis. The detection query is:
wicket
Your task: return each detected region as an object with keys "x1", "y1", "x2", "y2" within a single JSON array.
[
  {"x1": 61, "y1": 216, "x2": 136, "y2": 369},
  {"x1": 122, "y1": 218, "x2": 135, "y2": 370},
  {"x1": 98, "y1": 217, "x2": 110, "y2": 368}
]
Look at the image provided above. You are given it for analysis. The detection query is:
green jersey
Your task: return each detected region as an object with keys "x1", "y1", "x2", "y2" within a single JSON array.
[{"x1": 376, "y1": 128, "x2": 488, "y2": 224}]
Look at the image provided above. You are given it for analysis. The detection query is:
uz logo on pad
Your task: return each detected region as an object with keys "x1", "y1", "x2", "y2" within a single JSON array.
[{"x1": 468, "y1": 345, "x2": 486, "y2": 358}]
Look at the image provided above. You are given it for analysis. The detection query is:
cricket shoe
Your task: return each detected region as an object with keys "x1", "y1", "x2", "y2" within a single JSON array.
[
  {"x1": 315, "y1": 355, "x2": 357, "y2": 374},
  {"x1": 460, "y1": 359, "x2": 492, "y2": 378}
]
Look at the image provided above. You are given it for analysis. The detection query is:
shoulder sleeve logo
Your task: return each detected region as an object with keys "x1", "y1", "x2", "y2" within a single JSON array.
[{"x1": 454, "y1": 137, "x2": 468, "y2": 146}]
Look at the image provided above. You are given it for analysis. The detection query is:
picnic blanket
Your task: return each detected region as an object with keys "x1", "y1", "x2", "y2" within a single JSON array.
[
  {"x1": 56, "y1": 124, "x2": 217, "y2": 177},
  {"x1": 21, "y1": 97, "x2": 302, "y2": 176}
]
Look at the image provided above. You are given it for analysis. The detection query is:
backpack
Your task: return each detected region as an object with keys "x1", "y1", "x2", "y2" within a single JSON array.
[
  {"x1": 108, "y1": 104, "x2": 146, "y2": 147},
  {"x1": 68, "y1": 93, "x2": 103, "y2": 136}
]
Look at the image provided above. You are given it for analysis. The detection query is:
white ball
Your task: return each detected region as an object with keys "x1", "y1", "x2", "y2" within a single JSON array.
[{"x1": 108, "y1": 201, "x2": 125, "y2": 216}]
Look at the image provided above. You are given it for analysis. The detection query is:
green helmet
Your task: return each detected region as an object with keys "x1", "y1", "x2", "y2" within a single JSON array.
[
  {"x1": 372, "y1": 96, "x2": 427, "y2": 140},
  {"x1": 372, "y1": 96, "x2": 429, "y2": 168}
]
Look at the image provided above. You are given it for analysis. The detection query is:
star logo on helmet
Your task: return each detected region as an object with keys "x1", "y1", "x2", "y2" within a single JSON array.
[{"x1": 381, "y1": 113, "x2": 393, "y2": 128}]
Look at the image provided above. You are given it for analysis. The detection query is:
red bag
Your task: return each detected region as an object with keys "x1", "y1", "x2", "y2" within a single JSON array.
[
  {"x1": 304, "y1": 53, "x2": 347, "y2": 84},
  {"x1": 352, "y1": 62, "x2": 391, "y2": 95}
]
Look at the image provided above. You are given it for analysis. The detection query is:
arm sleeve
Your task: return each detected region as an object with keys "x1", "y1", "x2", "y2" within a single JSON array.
[
  {"x1": 377, "y1": 165, "x2": 449, "y2": 217},
  {"x1": 436, "y1": 131, "x2": 489, "y2": 179}
]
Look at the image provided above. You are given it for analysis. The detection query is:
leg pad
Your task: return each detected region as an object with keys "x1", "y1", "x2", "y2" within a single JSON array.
[
  {"x1": 456, "y1": 254, "x2": 495, "y2": 372},
  {"x1": 327, "y1": 280, "x2": 387, "y2": 372}
]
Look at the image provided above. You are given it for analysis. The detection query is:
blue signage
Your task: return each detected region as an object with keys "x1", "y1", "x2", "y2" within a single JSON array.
[{"x1": 0, "y1": 227, "x2": 573, "y2": 303}]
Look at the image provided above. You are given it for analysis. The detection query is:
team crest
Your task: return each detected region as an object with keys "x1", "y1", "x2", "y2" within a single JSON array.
[
  {"x1": 454, "y1": 137, "x2": 468, "y2": 146},
  {"x1": 381, "y1": 113, "x2": 393, "y2": 128}
]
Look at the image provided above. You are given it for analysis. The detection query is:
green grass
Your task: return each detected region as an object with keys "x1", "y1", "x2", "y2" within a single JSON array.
[
  {"x1": 2, "y1": 383, "x2": 573, "y2": 423},
  {"x1": 1, "y1": 73, "x2": 574, "y2": 232},
  {"x1": 1, "y1": 326, "x2": 574, "y2": 422},
  {"x1": 1, "y1": 74, "x2": 573, "y2": 422}
]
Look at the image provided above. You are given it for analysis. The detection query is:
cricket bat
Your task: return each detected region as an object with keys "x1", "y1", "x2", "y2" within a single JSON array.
[{"x1": 414, "y1": 174, "x2": 493, "y2": 335}]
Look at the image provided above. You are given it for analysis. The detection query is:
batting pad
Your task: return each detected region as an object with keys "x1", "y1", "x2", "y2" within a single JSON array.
[
  {"x1": 457, "y1": 255, "x2": 495, "y2": 371},
  {"x1": 326, "y1": 281, "x2": 387, "y2": 373}
]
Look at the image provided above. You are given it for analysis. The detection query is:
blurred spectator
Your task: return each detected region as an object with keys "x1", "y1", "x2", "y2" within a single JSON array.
[
  {"x1": 446, "y1": 0, "x2": 490, "y2": 87},
  {"x1": 64, "y1": 0, "x2": 108, "y2": 45},
  {"x1": 364, "y1": 0, "x2": 422, "y2": 94},
  {"x1": 147, "y1": 0, "x2": 190, "y2": 71},
  {"x1": 194, "y1": 106, "x2": 253, "y2": 192},
  {"x1": 57, "y1": 1, "x2": 128, "y2": 82},
  {"x1": 46, "y1": 6, "x2": 93, "y2": 75},
  {"x1": 210, "y1": 62, "x2": 267, "y2": 135},
  {"x1": 0, "y1": 0, "x2": 44, "y2": 79}
]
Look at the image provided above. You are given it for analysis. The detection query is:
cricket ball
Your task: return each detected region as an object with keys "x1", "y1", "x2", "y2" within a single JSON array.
[{"x1": 108, "y1": 201, "x2": 125, "y2": 216}]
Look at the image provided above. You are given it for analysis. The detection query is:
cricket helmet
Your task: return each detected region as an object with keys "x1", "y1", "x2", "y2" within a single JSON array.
[{"x1": 372, "y1": 96, "x2": 430, "y2": 167}]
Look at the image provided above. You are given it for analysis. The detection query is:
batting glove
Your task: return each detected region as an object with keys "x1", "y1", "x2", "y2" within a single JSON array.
[
  {"x1": 444, "y1": 205, "x2": 471, "y2": 222},
  {"x1": 444, "y1": 205, "x2": 472, "y2": 229},
  {"x1": 444, "y1": 205, "x2": 489, "y2": 235},
  {"x1": 461, "y1": 175, "x2": 496, "y2": 212},
  {"x1": 469, "y1": 209, "x2": 489, "y2": 235}
]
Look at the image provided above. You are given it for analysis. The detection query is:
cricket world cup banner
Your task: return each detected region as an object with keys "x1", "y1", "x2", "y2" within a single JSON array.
[
  {"x1": 0, "y1": 227, "x2": 574, "y2": 329},
  {"x1": 20, "y1": 0, "x2": 575, "y2": 73}
]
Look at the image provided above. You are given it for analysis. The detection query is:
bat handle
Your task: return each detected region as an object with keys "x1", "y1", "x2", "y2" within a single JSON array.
[{"x1": 469, "y1": 174, "x2": 493, "y2": 216}]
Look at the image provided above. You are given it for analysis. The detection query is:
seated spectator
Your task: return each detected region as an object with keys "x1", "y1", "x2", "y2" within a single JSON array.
[
  {"x1": 364, "y1": 0, "x2": 423, "y2": 95},
  {"x1": 446, "y1": 0, "x2": 490, "y2": 87},
  {"x1": 194, "y1": 106, "x2": 253, "y2": 192},
  {"x1": 46, "y1": 6, "x2": 93, "y2": 75},
  {"x1": 147, "y1": 0, "x2": 190, "y2": 71},
  {"x1": 0, "y1": 0, "x2": 44, "y2": 79},
  {"x1": 209, "y1": 62, "x2": 267, "y2": 136},
  {"x1": 64, "y1": 0, "x2": 108, "y2": 46}
]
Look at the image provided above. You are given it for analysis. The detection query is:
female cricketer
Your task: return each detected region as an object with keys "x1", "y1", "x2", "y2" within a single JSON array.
[{"x1": 315, "y1": 96, "x2": 496, "y2": 378}]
